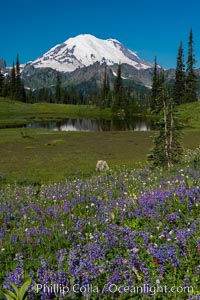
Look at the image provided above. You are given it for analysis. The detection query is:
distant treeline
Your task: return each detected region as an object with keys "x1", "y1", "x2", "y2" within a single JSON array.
[
  {"x1": 150, "y1": 28, "x2": 197, "y2": 113},
  {"x1": 0, "y1": 55, "x2": 26, "y2": 102},
  {"x1": 0, "y1": 60, "x2": 150, "y2": 117}
]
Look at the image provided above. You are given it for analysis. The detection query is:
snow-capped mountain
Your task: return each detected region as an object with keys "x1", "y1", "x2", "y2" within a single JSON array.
[{"x1": 27, "y1": 34, "x2": 153, "y2": 73}]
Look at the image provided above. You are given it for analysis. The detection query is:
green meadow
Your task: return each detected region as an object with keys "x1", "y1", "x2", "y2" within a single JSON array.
[
  {"x1": 0, "y1": 98, "x2": 200, "y2": 184},
  {"x1": 0, "y1": 98, "x2": 112, "y2": 128}
]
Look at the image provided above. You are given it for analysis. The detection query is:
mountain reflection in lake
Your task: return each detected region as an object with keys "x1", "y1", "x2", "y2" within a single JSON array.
[{"x1": 26, "y1": 118, "x2": 155, "y2": 132}]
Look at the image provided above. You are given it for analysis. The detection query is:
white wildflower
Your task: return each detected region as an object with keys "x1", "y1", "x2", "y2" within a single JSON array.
[
  {"x1": 156, "y1": 278, "x2": 161, "y2": 284},
  {"x1": 159, "y1": 234, "x2": 165, "y2": 239}
]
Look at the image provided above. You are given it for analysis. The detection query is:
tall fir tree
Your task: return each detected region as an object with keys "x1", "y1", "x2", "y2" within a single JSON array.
[
  {"x1": 185, "y1": 29, "x2": 197, "y2": 102},
  {"x1": 27, "y1": 89, "x2": 35, "y2": 103},
  {"x1": 10, "y1": 62, "x2": 16, "y2": 99},
  {"x1": 158, "y1": 67, "x2": 165, "y2": 87},
  {"x1": 124, "y1": 82, "x2": 135, "y2": 116},
  {"x1": 55, "y1": 72, "x2": 61, "y2": 103},
  {"x1": 112, "y1": 64, "x2": 124, "y2": 114},
  {"x1": 150, "y1": 57, "x2": 159, "y2": 112},
  {"x1": 174, "y1": 41, "x2": 185, "y2": 105},
  {"x1": 153, "y1": 67, "x2": 165, "y2": 113},
  {"x1": 0, "y1": 69, "x2": 4, "y2": 96},
  {"x1": 15, "y1": 55, "x2": 26, "y2": 101},
  {"x1": 100, "y1": 65, "x2": 110, "y2": 108},
  {"x1": 148, "y1": 83, "x2": 183, "y2": 168},
  {"x1": 112, "y1": 64, "x2": 127, "y2": 115},
  {"x1": 38, "y1": 87, "x2": 50, "y2": 102},
  {"x1": 15, "y1": 55, "x2": 21, "y2": 100},
  {"x1": 3, "y1": 74, "x2": 10, "y2": 97},
  {"x1": 105, "y1": 72, "x2": 112, "y2": 107}
]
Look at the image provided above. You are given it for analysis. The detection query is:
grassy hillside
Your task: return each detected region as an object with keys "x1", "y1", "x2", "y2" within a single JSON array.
[
  {"x1": 1, "y1": 97, "x2": 200, "y2": 128},
  {"x1": 0, "y1": 98, "x2": 112, "y2": 128},
  {"x1": 178, "y1": 101, "x2": 200, "y2": 129}
]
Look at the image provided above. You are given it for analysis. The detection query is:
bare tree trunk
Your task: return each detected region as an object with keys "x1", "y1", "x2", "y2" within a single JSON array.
[
  {"x1": 163, "y1": 96, "x2": 170, "y2": 168},
  {"x1": 169, "y1": 109, "x2": 174, "y2": 168}
]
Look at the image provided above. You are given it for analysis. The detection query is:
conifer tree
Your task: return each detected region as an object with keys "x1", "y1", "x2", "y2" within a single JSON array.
[
  {"x1": 124, "y1": 82, "x2": 134, "y2": 116},
  {"x1": 15, "y1": 55, "x2": 21, "y2": 100},
  {"x1": 100, "y1": 65, "x2": 110, "y2": 108},
  {"x1": 153, "y1": 67, "x2": 165, "y2": 113},
  {"x1": 0, "y1": 69, "x2": 4, "y2": 96},
  {"x1": 148, "y1": 84, "x2": 183, "y2": 168},
  {"x1": 38, "y1": 87, "x2": 49, "y2": 102},
  {"x1": 15, "y1": 55, "x2": 26, "y2": 101},
  {"x1": 27, "y1": 89, "x2": 35, "y2": 103},
  {"x1": 150, "y1": 57, "x2": 159, "y2": 112},
  {"x1": 158, "y1": 67, "x2": 165, "y2": 86},
  {"x1": 3, "y1": 74, "x2": 10, "y2": 97},
  {"x1": 112, "y1": 64, "x2": 124, "y2": 114},
  {"x1": 55, "y1": 72, "x2": 61, "y2": 103},
  {"x1": 185, "y1": 29, "x2": 197, "y2": 102},
  {"x1": 105, "y1": 73, "x2": 112, "y2": 107},
  {"x1": 114, "y1": 64, "x2": 123, "y2": 94},
  {"x1": 100, "y1": 66, "x2": 107, "y2": 108},
  {"x1": 174, "y1": 41, "x2": 185, "y2": 104},
  {"x1": 10, "y1": 62, "x2": 16, "y2": 98},
  {"x1": 68, "y1": 85, "x2": 77, "y2": 104}
]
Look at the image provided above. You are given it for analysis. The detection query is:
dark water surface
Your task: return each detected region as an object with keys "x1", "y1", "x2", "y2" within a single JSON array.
[{"x1": 25, "y1": 117, "x2": 156, "y2": 132}]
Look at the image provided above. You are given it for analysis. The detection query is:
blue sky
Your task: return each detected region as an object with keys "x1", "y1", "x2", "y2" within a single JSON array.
[{"x1": 1, "y1": 0, "x2": 200, "y2": 69}]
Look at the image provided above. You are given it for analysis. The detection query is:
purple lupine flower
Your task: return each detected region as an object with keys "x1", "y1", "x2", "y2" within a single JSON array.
[
  {"x1": 0, "y1": 225, "x2": 6, "y2": 239},
  {"x1": 166, "y1": 212, "x2": 180, "y2": 222},
  {"x1": 197, "y1": 239, "x2": 200, "y2": 254},
  {"x1": 3, "y1": 267, "x2": 24, "y2": 290}
]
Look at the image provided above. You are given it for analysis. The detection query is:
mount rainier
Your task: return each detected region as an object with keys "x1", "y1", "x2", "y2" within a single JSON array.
[
  {"x1": 19, "y1": 34, "x2": 160, "y2": 91},
  {"x1": 25, "y1": 34, "x2": 153, "y2": 73}
]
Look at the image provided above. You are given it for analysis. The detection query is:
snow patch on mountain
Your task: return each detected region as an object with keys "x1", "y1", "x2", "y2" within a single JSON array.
[
  {"x1": 112, "y1": 71, "x2": 128, "y2": 79},
  {"x1": 28, "y1": 34, "x2": 153, "y2": 73},
  {"x1": 145, "y1": 84, "x2": 152, "y2": 89}
]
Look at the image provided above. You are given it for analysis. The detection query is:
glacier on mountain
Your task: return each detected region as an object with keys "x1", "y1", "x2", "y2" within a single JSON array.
[{"x1": 28, "y1": 34, "x2": 153, "y2": 73}]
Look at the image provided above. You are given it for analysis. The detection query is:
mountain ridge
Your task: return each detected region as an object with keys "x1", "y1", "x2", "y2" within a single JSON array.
[{"x1": 22, "y1": 61, "x2": 154, "y2": 92}]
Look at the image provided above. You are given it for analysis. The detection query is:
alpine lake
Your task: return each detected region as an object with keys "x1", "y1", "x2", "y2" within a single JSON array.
[{"x1": 23, "y1": 116, "x2": 156, "y2": 132}]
